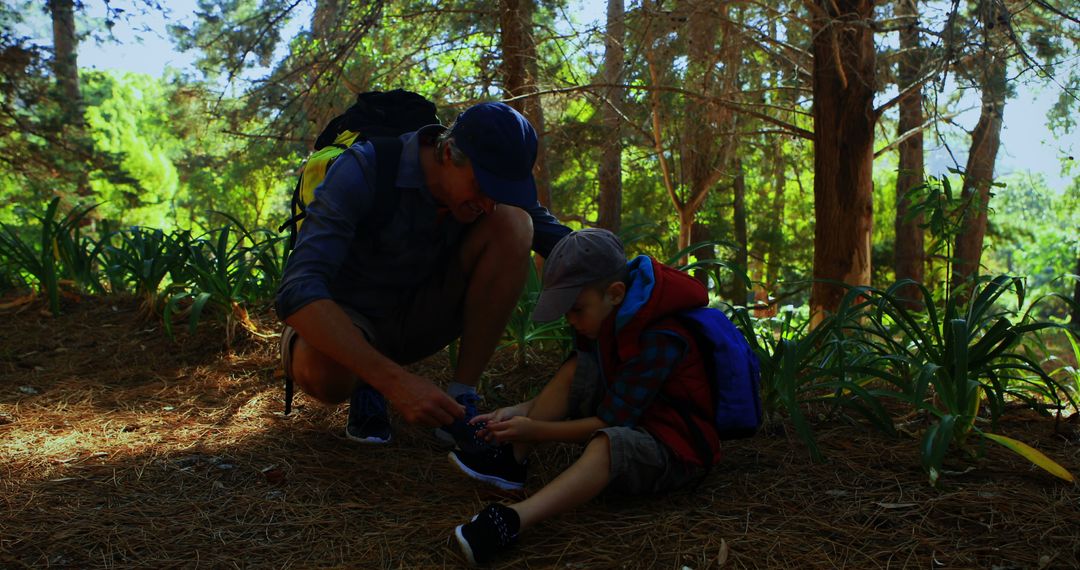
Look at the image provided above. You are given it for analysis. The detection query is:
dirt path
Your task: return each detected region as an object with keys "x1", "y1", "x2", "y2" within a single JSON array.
[{"x1": 1, "y1": 297, "x2": 1077, "y2": 568}]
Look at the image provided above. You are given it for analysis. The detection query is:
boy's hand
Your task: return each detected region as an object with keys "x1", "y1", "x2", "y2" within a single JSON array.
[
  {"x1": 471, "y1": 402, "x2": 528, "y2": 426},
  {"x1": 481, "y1": 416, "x2": 539, "y2": 443}
]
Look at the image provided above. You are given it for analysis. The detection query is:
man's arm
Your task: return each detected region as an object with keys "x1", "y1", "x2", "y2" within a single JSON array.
[
  {"x1": 521, "y1": 202, "x2": 571, "y2": 258},
  {"x1": 286, "y1": 299, "x2": 462, "y2": 427}
]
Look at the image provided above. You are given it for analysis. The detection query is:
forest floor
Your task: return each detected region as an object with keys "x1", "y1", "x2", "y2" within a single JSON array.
[{"x1": 1, "y1": 294, "x2": 1079, "y2": 569}]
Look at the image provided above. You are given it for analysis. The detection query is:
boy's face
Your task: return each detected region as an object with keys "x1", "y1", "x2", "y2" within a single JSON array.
[{"x1": 565, "y1": 282, "x2": 626, "y2": 340}]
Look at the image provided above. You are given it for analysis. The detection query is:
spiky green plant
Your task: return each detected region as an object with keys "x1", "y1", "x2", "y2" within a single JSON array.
[
  {"x1": 102, "y1": 226, "x2": 191, "y2": 317},
  {"x1": 500, "y1": 258, "x2": 572, "y2": 367},
  {"x1": 846, "y1": 276, "x2": 1074, "y2": 484},
  {"x1": 0, "y1": 198, "x2": 96, "y2": 315}
]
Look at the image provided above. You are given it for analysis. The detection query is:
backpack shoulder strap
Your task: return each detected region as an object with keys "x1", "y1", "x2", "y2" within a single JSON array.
[{"x1": 344, "y1": 136, "x2": 404, "y2": 233}]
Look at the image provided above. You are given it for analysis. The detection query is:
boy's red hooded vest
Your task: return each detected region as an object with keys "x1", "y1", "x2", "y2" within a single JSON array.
[{"x1": 590, "y1": 255, "x2": 721, "y2": 466}]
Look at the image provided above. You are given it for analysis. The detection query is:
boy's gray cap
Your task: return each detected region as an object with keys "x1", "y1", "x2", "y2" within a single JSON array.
[{"x1": 532, "y1": 228, "x2": 626, "y2": 322}]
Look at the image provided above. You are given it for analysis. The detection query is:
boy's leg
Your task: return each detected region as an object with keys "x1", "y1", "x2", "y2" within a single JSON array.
[
  {"x1": 510, "y1": 355, "x2": 577, "y2": 461},
  {"x1": 510, "y1": 433, "x2": 612, "y2": 531}
]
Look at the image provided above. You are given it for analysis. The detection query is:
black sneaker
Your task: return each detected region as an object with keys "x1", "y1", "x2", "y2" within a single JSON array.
[
  {"x1": 453, "y1": 503, "x2": 520, "y2": 566},
  {"x1": 345, "y1": 385, "x2": 392, "y2": 444},
  {"x1": 448, "y1": 444, "x2": 526, "y2": 491},
  {"x1": 435, "y1": 392, "x2": 491, "y2": 453}
]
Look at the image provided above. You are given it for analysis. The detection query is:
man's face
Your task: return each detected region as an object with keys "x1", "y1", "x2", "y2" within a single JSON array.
[
  {"x1": 565, "y1": 284, "x2": 624, "y2": 340},
  {"x1": 440, "y1": 153, "x2": 496, "y2": 223}
]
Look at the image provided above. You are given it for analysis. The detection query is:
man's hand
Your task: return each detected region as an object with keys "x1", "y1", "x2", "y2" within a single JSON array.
[{"x1": 381, "y1": 371, "x2": 464, "y2": 427}]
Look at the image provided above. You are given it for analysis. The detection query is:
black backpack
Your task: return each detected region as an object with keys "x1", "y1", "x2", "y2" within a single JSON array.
[
  {"x1": 278, "y1": 89, "x2": 440, "y2": 250},
  {"x1": 280, "y1": 89, "x2": 439, "y2": 415}
]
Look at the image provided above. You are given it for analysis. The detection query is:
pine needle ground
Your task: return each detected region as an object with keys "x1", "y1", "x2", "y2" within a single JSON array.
[{"x1": 1, "y1": 296, "x2": 1077, "y2": 569}]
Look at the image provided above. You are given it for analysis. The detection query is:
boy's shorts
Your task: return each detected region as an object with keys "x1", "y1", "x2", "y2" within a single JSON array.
[
  {"x1": 567, "y1": 352, "x2": 705, "y2": 495},
  {"x1": 280, "y1": 255, "x2": 468, "y2": 380}
]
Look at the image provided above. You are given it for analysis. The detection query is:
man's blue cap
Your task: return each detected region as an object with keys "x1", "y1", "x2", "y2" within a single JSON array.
[{"x1": 449, "y1": 102, "x2": 538, "y2": 208}]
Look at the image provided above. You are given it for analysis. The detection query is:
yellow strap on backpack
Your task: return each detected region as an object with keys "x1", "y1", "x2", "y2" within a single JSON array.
[{"x1": 293, "y1": 130, "x2": 362, "y2": 231}]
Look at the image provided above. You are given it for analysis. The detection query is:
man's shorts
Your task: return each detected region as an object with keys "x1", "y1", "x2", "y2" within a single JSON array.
[
  {"x1": 566, "y1": 351, "x2": 704, "y2": 495},
  {"x1": 280, "y1": 254, "x2": 469, "y2": 380}
]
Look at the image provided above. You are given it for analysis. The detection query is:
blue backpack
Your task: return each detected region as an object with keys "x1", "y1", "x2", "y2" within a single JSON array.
[
  {"x1": 679, "y1": 307, "x2": 762, "y2": 439},
  {"x1": 662, "y1": 307, "x2": 761, "y2": 468}
]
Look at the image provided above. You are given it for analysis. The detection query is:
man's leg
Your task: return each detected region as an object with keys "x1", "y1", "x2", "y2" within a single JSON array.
[
  {"x1": 287, "y1": 330, "x2": 357, "y2": 405},
  {"x1": 454, "y1": 206, "x2": 533, "y2": 387}
]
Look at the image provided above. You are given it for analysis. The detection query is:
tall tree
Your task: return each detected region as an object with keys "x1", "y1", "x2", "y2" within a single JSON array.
[
  {"x1": 500, "y1": 0, "x2": 552, "y2": 207},
  {"x1": 893, "y1": 0, "x2": 925, "y2": 307},
  {"x1": 644, "y1": 0, "x2": 741, "y2": 259},
  {"x1": 48, "y1": 0, "x2": 91, "y2": 199},
  {"x1": 597, "y1": 0, "x2": 625, "y2": 232},
  {"x1": 951, "y1": 0, "x2": 1009, "y2": 296},
  {"x1": 807, "y1": 0, "x2": 877, "y2": 326},
  {"x1": 730, "y1": 154, "x2": 748, "y2": 304}
]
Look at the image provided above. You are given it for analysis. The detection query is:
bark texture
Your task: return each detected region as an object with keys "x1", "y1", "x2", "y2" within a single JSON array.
[
  {"x1": 48, "y1": 0, "x2": 94, "y2": 200},
  {"x1": 808, "y1": 0, "x2": 877, "y2": 326},
  {"x1": 500, "y1": 0, "x2": 552, "y2": 207},
  {"x1": 731, "y1": 155, "x2": 748, "y2": 305},
  {"x1": 951, "y1": 14, "x2": 1007, "y2": 297},
  {"x1": 597, "y1": 0, "x2": 625, "y2": 232},
  {"x1": 893, "y1": 0, "x2": 926, "y2": 307}
]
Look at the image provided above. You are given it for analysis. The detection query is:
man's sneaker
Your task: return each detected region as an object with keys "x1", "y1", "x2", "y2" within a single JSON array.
[
  {"x1": 453, "y1": 503, "x2": 520, "y2": 566},
  {"x1": 448, "y1": 444, "x2": 526, "y2": 491},
  {"x1": 345, "y1": 385, "x2": 392, "y2": 444},
  {"x1": 435, "y1": 392, "x2": 491, "y2": 453}
]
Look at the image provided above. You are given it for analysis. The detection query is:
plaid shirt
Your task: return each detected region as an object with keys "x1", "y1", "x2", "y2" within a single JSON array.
[{"x1": 596, "y1": 331, "x2": 687, "y2": 427}]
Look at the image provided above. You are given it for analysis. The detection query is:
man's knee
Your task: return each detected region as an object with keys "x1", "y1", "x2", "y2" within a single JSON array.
[
  {"x1": 477, "y1": 206, "x2": 533, "y2": 256},
  {"x1": 460, "y1": 206, "x2": 533, "y2": 276},
  {"x1": 290, "y1": 336, "x2": 354, "y2": 404}
]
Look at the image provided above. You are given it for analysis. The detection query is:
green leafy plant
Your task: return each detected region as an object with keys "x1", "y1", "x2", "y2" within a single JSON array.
[
  {"x1": 102, "y1": 226, "x2": 191, "y2": 317},
  {"x1": 730, "y1": 290, "x2": 897, "y2": 463},
  {"x1": 500, "y1": 258, "x2": 572, "y2": 367},
  {"x1": 54, "y1": 209, "x2": 107, "y2": 295},
  {"x1": 0, "y1": 198, "x2": 96, "y2": 315},
  {"x1": 852, "y1": 276, "x2": 1074, "y2": 485},
  {"x1": 667, "y1": 239, "x2": 751, "y2": 300},
  {"x1": 163, "y1": 223, "x2": 266, "y2": 346}
]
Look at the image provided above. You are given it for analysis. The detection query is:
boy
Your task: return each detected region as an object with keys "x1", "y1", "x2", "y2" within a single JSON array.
[{"x1": 446, "y1": 228, "x2": 721, "y2": 566}]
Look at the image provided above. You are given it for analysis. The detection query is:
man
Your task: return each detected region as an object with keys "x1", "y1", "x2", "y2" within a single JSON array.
[{"x1": 275, "y1": 102, "x2": 570, "y2": 445}]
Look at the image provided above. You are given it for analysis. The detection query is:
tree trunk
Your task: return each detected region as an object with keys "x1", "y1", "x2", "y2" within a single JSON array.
[
  {"x1": 893, "y1": 0, "x2": 925, "y2": 308},
  {"x1": 500, "y1": 0, "x2": 552, "y2": 208},
  {"x1": 1071, "y1": 254, "x2": 1080, "y2": 328},
  {"x1": 690, "y1": 221, "x2": 714, "y2": 287},
  {"x1": 808, "y1": 0, "x2": 877, "y2": 327},
  {"x1": 951, "y1": 33, "x2": 1007, "y2": 298},
  {"x1": 597, "y1": 0, "x2": 625, "y2": 232},
  {"x1": 755, "y1": 139, "x2": 786, "y2": 318},
  {"x1": 731, "y1": 155, "x2": 748, "y2": 306},
  {"x1": 48, "y1": 0, "x2": 91, "y2": 199}
]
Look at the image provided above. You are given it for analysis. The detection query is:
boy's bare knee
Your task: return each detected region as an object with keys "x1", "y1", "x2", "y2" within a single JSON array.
[{"x1": 584, "y1": 432, "x2": 613, "y2": 470}]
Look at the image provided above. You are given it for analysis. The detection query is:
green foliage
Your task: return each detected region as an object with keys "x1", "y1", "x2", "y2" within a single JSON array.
[
  {"x1": 0, "y1": 198, "x2": 96, "y2": 315},
  {"x1": 500, "y1": 259, "x2": 573, "y2": 367},
  {"x1": 101, "y1": 226, "x2": 191, "y2": 315},
  {"x1": 163, "y1": 215, "x2": 285, "y2": 345},
  {"x1": 836, "y1": 276, "x2": 1073, "y2": 484}
]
